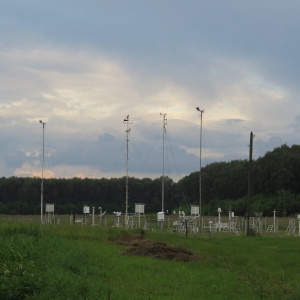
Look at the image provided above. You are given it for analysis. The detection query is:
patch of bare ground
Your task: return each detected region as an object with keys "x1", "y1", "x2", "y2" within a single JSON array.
[{"x1": 115, "y1": 234, "x2": 203, "y2": 262}]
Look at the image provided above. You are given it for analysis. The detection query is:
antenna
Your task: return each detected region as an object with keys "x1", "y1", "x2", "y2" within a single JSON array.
[
  {"x1": 123, "y1": 115, "x2": 133, "y2": 227},
  {"x1": 196, "y1": 107, "x2": 204, "y2": 228},
  {"x1": 160, "y1": 113, "x2": 167, "y2": 229},
  {"x1": 247, "y1": 131, "x2": 254, "y2": 236},
  {"x1": 39, "y1": 120, "x2": 46, "y2": 224}
]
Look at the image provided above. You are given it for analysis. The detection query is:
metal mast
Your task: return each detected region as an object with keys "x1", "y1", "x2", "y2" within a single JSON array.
[
  {"x1": 160, "y1": 113, "x2": 167, "y2": 213},
  {"x1": 196, "y1": 107, "x2": 204, "y2": 219},
  {"x1": 39, "y1": 120, "x2": 46, "y2": 224},
  {"x1": 247, "y1": 131, "x2": 254, "y2": 235},
  {"x1": 123, "y1": 115, "x2": 132, "y2": 227}
]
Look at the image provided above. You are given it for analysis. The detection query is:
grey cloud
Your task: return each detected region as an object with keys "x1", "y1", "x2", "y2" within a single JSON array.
[
  {"x1": 290, "y1": 115, "x2": 300, "y2": 130},
  {"x1": 219, "y1": 119, "x2": 246, "y2": 126},
  {"x1": 254, "y1": 136, "x2": 285, "y2": 159},
  {"x1": 1, "y1": 1, "x2": 300, "y2": 180}
]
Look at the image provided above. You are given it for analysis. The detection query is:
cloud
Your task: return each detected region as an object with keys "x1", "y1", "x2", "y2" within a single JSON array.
[
  {"x1": 0, "y1": 44, "x2": 297, "y2": 180},
  {"x1": 0, "y1": 46, "x2": 203, "y2": 179},
  {"x1": 1, "y1": 1, "x2": 300, "y2": 181}
]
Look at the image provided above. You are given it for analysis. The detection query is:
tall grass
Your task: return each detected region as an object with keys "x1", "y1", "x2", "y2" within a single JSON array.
[{"x1": 0, "y1": 221, "x2": 299, "y2": 299}]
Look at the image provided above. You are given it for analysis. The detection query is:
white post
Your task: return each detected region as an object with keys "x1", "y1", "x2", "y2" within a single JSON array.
[
  {"x1": 273, "y1": 210, "x2": 276, "y2": 233},
  {"x1": 92, "y1": 207, "x2": 95, "y2": 226},
  {"x1": 228, "y1": 209, "x2": 231, "y2": 232},
  {"x1": 138, "y1": 213, "x2": 141, "y2": 228},
  {"x1": 99, "y1": 207, "x2": 102, "y2": 226},
  {"x1": 177, "y1": 209, "x2": 181, "y2": 233},
  {"x1": 298, "y1": 215, "x2": 300, "y2": 237},
  {"x1": 218, "y1": 208, "x2": 221, "y2": 231}
]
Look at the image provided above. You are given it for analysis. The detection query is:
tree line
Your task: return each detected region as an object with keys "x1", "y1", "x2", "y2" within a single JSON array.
[{"x1": 1, "y1": 144, "x2": 300, "y2": 217}]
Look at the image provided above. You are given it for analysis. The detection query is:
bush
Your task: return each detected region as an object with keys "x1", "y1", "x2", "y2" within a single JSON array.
[{"x1": 0, "y1": 240, "x2": 43, "y2": 300}]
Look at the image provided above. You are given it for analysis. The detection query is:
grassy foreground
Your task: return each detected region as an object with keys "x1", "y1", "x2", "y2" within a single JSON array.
[{"x1": 0, "y1": 222, "x2": 300, "y2": 300}]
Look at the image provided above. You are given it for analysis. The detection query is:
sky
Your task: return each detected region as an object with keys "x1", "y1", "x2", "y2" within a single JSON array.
[{"x1": 1, "y1": 1, "x2": 300, "y2": 182}]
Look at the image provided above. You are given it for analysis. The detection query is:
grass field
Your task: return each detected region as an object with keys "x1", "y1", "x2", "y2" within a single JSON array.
[{"x1": 0, "y1": 220, "x2": 300, "y2": 299}]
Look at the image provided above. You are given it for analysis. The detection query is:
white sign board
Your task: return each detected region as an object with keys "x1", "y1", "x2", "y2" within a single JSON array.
[
  {"x1": 157, "y1": 212, "x2": 165, "y2": 221},
  {"x1": 45, "y1": 204, "x2": 54, "y2": 213},
  {"x1": 191, "y1": 205, "x2": 199, "y2": 215},
  {"x1": 83, "y1": 206, "x2": 90, "y2": 214},
  {"x1": 135, "y1": 203, "x2": 145, "y2": 214}
]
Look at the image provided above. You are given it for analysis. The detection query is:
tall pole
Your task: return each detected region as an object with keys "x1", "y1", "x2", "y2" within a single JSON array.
[
  {"x1": 247, "y1": 131, "x2": 254, "y2": 235},
  {"x1": 160, "y1": 113, "x2": 167, "y2": 213},
  {"x1": 123, "y1": 115, "x2": 132, "y2": 227},
  {"x1": 39, "y1": 120, "x2": 46, "y2": 224},
  {"x1": 196, "y1": 107, "x2": 204, "y2": 219}
]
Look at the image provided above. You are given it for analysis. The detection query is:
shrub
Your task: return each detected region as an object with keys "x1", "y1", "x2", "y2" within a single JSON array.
[{"x1": 0, "y1": 242, "x2": 43, "y2": 300}]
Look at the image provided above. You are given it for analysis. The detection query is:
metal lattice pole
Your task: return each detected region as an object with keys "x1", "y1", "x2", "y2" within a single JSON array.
[
  {"x1": 196, "y1": 107, "x2": 204, "y2": 227},
  {"x1": 123, "y1": 115, "x2": 132, "y2": 227}
]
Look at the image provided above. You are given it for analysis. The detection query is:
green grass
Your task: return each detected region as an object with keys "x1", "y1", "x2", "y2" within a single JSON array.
[{"x1": 0, "y1": 221, "x2": 300, "y2": 299}]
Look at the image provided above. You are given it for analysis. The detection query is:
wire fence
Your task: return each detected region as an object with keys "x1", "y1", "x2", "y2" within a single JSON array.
[{"x1": 1, "y1": 214, "x2": 299, "y2": 237}]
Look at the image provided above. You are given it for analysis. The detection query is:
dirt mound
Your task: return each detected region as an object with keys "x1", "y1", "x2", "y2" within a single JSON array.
[{"x1": 115, "y1": 234, "x2": 202, "y2": 262}]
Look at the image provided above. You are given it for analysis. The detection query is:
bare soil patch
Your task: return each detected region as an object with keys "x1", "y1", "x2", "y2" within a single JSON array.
[{"x1": 115, "y1": 234, "x2": 203, "y2": 262}]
